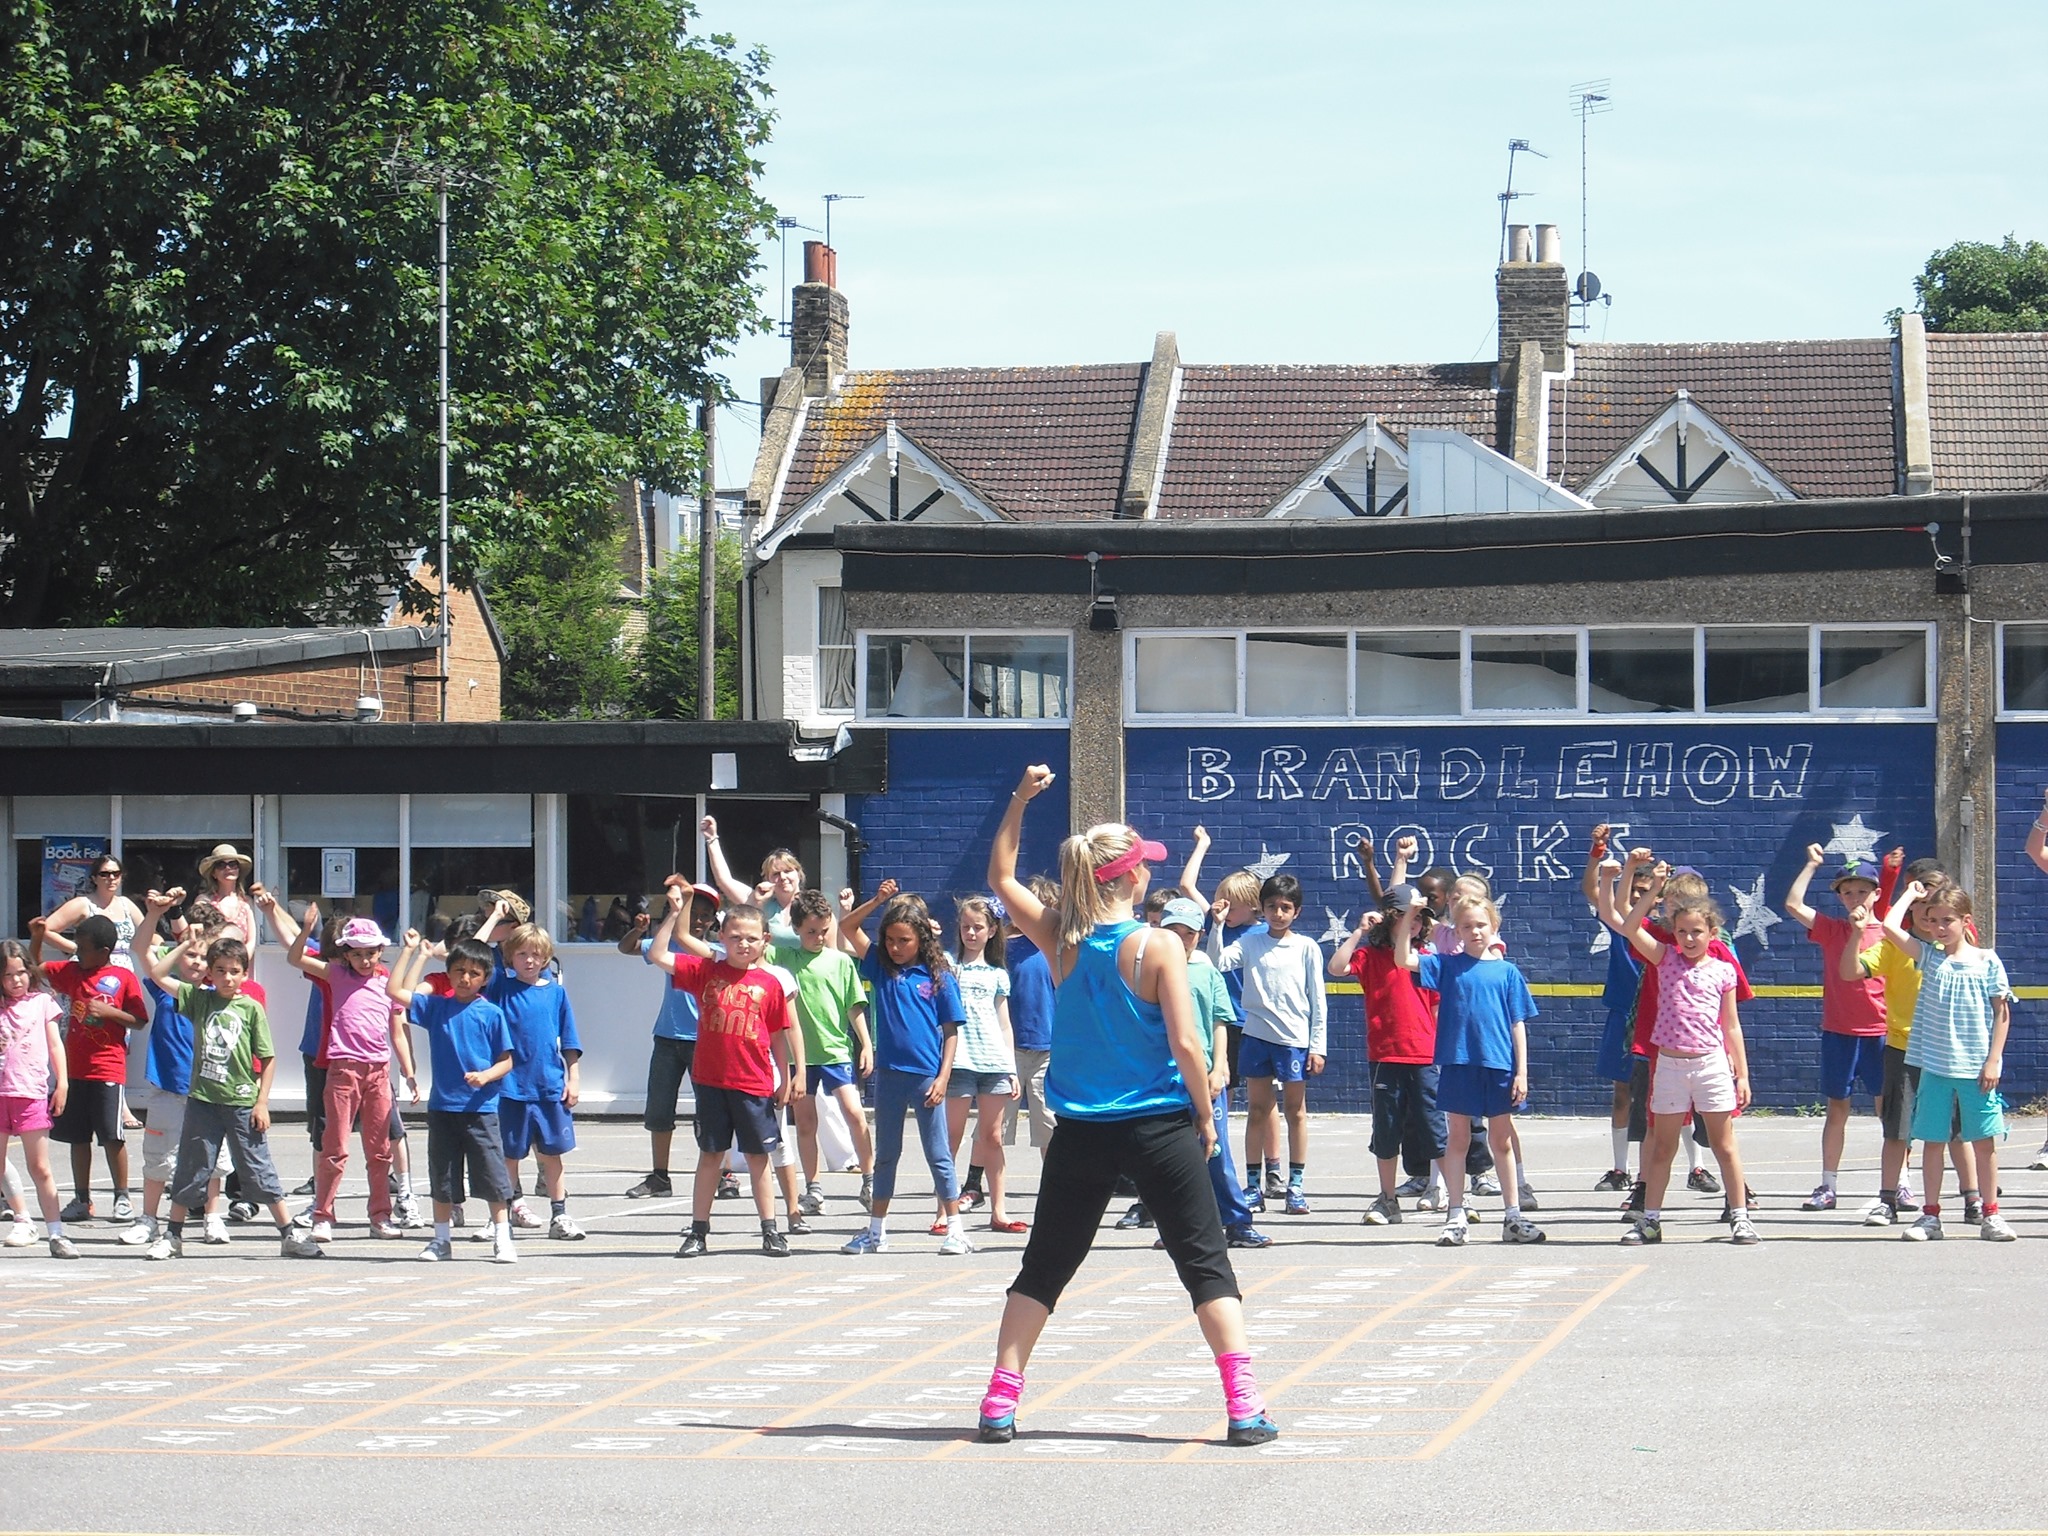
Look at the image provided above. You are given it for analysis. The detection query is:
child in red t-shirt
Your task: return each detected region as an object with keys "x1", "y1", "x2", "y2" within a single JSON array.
[
  {"x1": 29, "y1": 913, "x2": 149, "y2": 1224},
  {"x1": 1330, "y1": 893, "x2": 1442, "y2": 1228},
  {"x1": 1783, "y1": 843, "x2": 1887, "y2": 1213},
  {"x1": 649, "y1": 881, "x2": 797, "y2": 1259}
]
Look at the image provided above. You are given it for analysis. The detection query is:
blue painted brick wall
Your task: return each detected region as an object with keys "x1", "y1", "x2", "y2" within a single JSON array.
[
  {"x1": 1127, "y1": 723, "x2": 1937, "y2": 1115},
  {"x1": 848, "y1": 727, "x2": 1070, "y2": 923},
  {"x1": 1995, "y1": 723, "x2": 2048, "y2": 1106}
]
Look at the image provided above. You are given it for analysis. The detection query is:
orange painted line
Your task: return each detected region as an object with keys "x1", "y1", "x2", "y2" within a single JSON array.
[{"x1": 1410, "y1": 1263, "x2": 1645, "y2": 1460}]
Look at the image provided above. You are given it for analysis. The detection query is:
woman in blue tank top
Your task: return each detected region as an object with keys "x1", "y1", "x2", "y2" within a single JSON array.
[{"x1": 971, "y1": 764, "x2": 1278, "y2": 1449}]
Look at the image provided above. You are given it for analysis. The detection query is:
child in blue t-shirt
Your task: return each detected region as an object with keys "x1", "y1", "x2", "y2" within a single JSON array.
[
  {"x1": 1394, "y1": 890, "x2": 1544, "y2": 1247},
  {"x1": 487, "y1": 924, "x2": 583, "y2": 1242},
  {"x1": 391, "y1": 937, "x2": 516, "y2": 1264},
  {"x1": 839, "y1": 891, "x2": 967, "y2": 1256}
]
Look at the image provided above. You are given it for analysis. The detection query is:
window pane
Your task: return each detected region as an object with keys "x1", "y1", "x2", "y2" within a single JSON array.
[
  {"x1": 1590, "y1": 629, "x2": 1696, "y2": 713},
  {"x1": 281, "y1": 795, "x2": 401, "y2": 846},
  {"x1": 409, "y1": 848, "x2": 535, "y2": 936},
  {"x1": 816, "y1": 586, "x2": 855, "y2": 713},
  {"x1": 864, "y1": 636, "x2": 966, "y2": 718},
  {"x1": 12, "y1": 797, "x2": 111, "y2": 837},
  {"x1": 121, "y1": 795, "x2": 252, "y2": 838},
  {"x1": 284, "y1": 846, "x2": 402, "y2": 928},
  {"x1": 967, "y1": 636, "x2": 1069, "y2": 720},
  {"x1": 410, "y1": 793, "x2": 533, "y2": 847},
  {"x1": 1470, "y1": 632, "x2": 1577, "y2": 711},
  {"x1": 1705, "y1": 626, "x2": 1809, "y2": 713},
  {"x1": 1245, "y1": 633, "x2": 1348, "y2": 718},
  {"x1": 565, "y1": 794, "x2": 694, "y2": 943},
  {"x1": 2006, "y1": 623, "x2": 2048, "y2": 712},
  {"x1": 1134, "y1": 635, "x2": 1237, "y2": 715},
  {"x1": 1354, "y1": 631, "x2": 1462, "y2": 717},
  {"x1": 1819, "y1": 628, "x2": 1926, "y2": 709}
]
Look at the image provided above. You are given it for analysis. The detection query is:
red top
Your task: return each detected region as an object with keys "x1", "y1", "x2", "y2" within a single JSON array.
[
  {"x1": 1807, "y1": 913, "x2": 1886, "y2": 1036},
  {"x1": 1349, "y1": 944, "x2": 1438, "y2": 1065},
  {"x1": 1632, "y1": 922, "x2": 1753, "y2": 1056},
  {"x1": 43, "y1": 960, "x2": 150, "y2": 1082},
  {"x1": 669, "y1": 955, "x2": 790, "y2": 1096}
]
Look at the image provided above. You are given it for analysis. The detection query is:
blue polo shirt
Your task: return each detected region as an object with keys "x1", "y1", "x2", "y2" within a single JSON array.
[
  {"x1": 858, "y1": 953, "x2": 963, "y2": 1077},
  {"x1": 143, "y1": 977, "x2": 197, "y2": 1097},
  {"x1": 1005, "y1": 936, "x2": 1055, "y2": 1053},
  {"x1": 407, "y1": 992, "x2": 515, "y2": 1113}
]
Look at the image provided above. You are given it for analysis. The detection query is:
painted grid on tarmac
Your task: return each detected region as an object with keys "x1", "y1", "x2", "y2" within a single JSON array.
[{"x1": 0, "y1": 1257, "x2": 1636, "y2": 1464}]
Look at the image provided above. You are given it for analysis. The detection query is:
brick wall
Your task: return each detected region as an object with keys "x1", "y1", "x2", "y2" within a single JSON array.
[
  {"x1": 848, "y1": 727, "x2": 1070, "y2": 917},
  {"x1": 129, "y1": 654, "x2": 442, "y2": 721},
  {"x1": 396, "y1": 573, "x2": 502, "y2": 722},
  {"x1": 1994, "y1": 723, "x2": 2048, "y2": 1105},
  {"x1": 1126, "y1": 722, "x2": 1939, "y2": 1115}
]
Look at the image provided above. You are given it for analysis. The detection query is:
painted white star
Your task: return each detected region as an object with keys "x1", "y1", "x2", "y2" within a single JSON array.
[
  {"x1": 1318, "y1": 907, "x2": 1351, "y2": 946},
  {"x1": 1588, "y1": 904, "x2": 1611, "y2": 954},
  {"x1": 1728, "y1": 874, "x2": 1783, "y2": 948},
  {"x1": 1245, "y1": 845, "x2": 1290, "y2": 881},
  {"x1": 1820, "y1": 815, "x2": 1883, "y2": 866}
]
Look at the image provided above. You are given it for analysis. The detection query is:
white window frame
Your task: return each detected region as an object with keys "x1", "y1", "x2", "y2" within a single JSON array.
[
  {"x1": 1121, "y1": 622, "x2": 1939, "y2": 725},
  {"x1": 855, "y1": 629, "x2": 1073, "y2": 726},
  {"x1": 1996, "y1": 620, "x2": 2048, "y2": 720},
  {"x1": 813, "y1": 583, "x2": 855, "y2": 718}
]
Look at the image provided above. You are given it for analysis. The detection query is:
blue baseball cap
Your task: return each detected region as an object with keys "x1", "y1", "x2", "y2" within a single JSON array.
[
  {"x1": 1832, "y1": 859, "x2": 1879, "y2": 888},
  {"x1": 1159, "y1": 897, "x2": 1207, "y2": 932}
]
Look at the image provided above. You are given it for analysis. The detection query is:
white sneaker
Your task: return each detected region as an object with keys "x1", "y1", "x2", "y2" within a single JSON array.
[
  {"x1": 418, "y1": 1236, "x2": 453, "y2": 1262},
  {"x1": 309, "y1": 1219, "x2": 334, "y2": 1244},
  {"x1": 491, "y1": 1233, "x2": 519, "y2": 1265},
  {"x1": 3, "y1": 1221, "x2": 34, "y2": 1248},
  {"x1": 508, "y1": 1199, "x2": 543, "y2": 1230},
  {"x1": 201, "y1": 1213, "x2": 232, "y2": 1245},
  {"x1": 1980, "y1": 1212, "x2": 2018, "y2": 1242},
  {"x1": 370, "y1": 1221, "x2": 404, "y2": 1239},
  {"x1": 1416, "y1": 1186, "x2": 1449, "y2": 1214},
  {"x1": 146, "y1": 1231, "x2": 183, "y2": 1261},
  {"x1": 48, "y1": 1234, "x2": 79, "y2": 1259},
  {"x1": 1861, "y1": 1200, "x2": 1896, "y2": 1227},
  {"x1": 840, "y1": 1228, "x2": 887, "y2": 1255},
  {"x1": 1435, "y1": 1221, "x2": 1468, "y2": 1248},
  {"x1": 1901, "y1": 1213, "x2": 1943, "y2": 1242},
  {"x1": 279, "y1": 1228, "x2": 323, "y2": 1259},
  {"x1": 2030, "y1": 1145, "x2": 2048, "y2": 1173},
  {"x1": 394, "y1": 1195, "x2": 426, "y2": 1229},
  {"x1": 1502, "y1": 1215, "x2": 1547, "y2": 1244},
  {"x1": 116, "y1": 1216, "x2": 155, "y2": 1246},
  {"x1": 936, "y1": 1231, "x2": 977, "y2": 1256},
  {"x1": 548, "y1": 1213, "x2": 586, "y2": 1241},
  {"x1": 798, "y1": 1188, "x2": 826, "y2": 1216},
  {"x1": 1516, "y1": 1182, "x2": 1539, "y2": 1212}
]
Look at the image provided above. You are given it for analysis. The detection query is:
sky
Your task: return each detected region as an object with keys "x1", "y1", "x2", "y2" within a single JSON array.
[{"x1": 694, "y1": 1, "x2": 2048, "y2": 484}]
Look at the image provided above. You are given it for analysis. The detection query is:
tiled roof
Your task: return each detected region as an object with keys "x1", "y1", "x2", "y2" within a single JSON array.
[
  {"x1": 1153, "y1": 364, "x2": 1497, "y2": 520},
  {"x1": 1546, "y1": 340, "x2": 1897, "y2": 498},
  {"x1": 776, "y1": 364, "x2": 1144, "y2": 522},
  {"x1": 1924, "y1": 331, "x2": 2048, "y2": 493}
]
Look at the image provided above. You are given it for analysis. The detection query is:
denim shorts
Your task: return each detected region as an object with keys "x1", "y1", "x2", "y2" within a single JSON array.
[{"x1": 947, "y1": 1070, "x2": 1015, "y2": 1098}]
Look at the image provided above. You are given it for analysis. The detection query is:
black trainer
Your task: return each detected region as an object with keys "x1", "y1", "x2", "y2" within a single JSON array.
[
  {"x1": 761, "y1": 1226, "x2": 791, "y2": 1258},
  {"x1": 675, "y1": 1229, "x2": 709, "y2": 1259},
  {"x1": 626, "y1": 1171, "x2": 673, "y2": 1199},
  {"x1": 1618, "y1": 1180, "x2": 1645, "y2": 1223}
]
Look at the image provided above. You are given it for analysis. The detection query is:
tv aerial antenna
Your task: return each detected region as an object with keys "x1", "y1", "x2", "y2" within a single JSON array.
[
  {"x1": 1569, "y1": 80, "x2": 1614, "y2": 328},
  {"x1": 1498, "y1": 139, "x2": 1547, "y2": 264},
  {"x1": 774, "y1": 215, "x2": 820, "y2": 338},
  {"x1": 822, "y1": 192, "x2": 863, "y2": 250}
]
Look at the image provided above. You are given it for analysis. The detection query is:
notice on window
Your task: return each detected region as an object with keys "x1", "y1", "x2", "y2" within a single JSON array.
[{"x1": 321, "y1": 848, "x2": 356, "y2": 900}]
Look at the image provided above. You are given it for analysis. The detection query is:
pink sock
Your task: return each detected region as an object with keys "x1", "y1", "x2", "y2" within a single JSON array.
[
  {"x1": 1216, "y1": 1351, "x2": 1264, "y2": 1421},
  {"x1": 980, "y1": 1366, "x2": 1024, "y2": 1421}
]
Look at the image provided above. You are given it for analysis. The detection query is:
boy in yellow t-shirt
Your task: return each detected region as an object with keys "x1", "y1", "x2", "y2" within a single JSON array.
[{"x1": 1854, "y1": 858, "x2": 1977, "y2": 1226}]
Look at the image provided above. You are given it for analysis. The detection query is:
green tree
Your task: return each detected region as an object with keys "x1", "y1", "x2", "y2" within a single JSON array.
[
  {"x1": 1899, "y1": 236, "x2": 2048, "y2": 331},
  {"x1": 637, "y1": 530, "x2": 741, "y2": 719},
  {"x1": 488, "y1": 531, "x2": 634, "y2": 719},
  {"x1": 0, "y1": 0, "x2": 772, "y2": 627}
]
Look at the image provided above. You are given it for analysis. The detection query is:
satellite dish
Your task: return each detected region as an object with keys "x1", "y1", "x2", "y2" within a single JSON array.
[{"x1": 1575, "y1": 271, "x2": 1602, "y2": 302}]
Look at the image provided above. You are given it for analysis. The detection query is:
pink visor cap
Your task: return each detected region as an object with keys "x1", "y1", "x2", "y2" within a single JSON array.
[{"x1": 1093, "y1": 833, "x2": 1169, "y2": 884}]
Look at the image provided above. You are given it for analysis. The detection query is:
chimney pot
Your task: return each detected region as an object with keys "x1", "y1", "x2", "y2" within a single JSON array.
[
  {"x1": 803, "y1": 240, "x2": 837, "y2": 288},
  {"x1": 1506, "y1": 224, "x2": 1533, "y2": 263},
  {"x1": 1535, "y1": 223, "x2": 1562, "y2": 264}
]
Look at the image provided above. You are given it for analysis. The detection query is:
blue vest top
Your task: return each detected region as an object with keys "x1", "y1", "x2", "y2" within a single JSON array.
[{"x1": 1045, "y1": 920, "x2": 1191, "y2": 1121}]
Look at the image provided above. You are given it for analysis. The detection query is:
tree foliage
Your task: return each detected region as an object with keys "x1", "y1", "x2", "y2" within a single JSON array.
[
  {"x1": 1900, "y1": 236, "x2": 2048, "y2": 332},
  {"x1": 488, "y1": 531, "x2": 634, "y2": 720},
  {"x1": 0, "y1": 0, "x2": 773, "y2": 627},
  {"x1": 637, "y1": 528, "x2": 740, "y2": 719}
]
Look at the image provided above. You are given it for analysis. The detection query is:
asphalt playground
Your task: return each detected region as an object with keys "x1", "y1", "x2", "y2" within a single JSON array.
[{"x1": 3, "y1": 1111, "x2": 2046, "y2": 1536}]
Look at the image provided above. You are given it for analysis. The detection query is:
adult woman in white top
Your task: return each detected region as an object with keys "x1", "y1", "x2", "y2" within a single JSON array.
[{"x1": 38, "y1": 854, "x2": 144, "y2": 970}]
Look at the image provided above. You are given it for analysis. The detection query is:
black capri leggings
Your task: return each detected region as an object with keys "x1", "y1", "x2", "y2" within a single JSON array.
[{"x1": 1010, "y1": 1110, "x2": 1240, "y2": 1313}]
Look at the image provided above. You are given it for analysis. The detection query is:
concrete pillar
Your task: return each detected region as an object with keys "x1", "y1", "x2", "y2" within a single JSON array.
[
  {"x1": 1899, "y1": 313, "x2": 1935, "y2": 495},
  {"x1": 1933, "y1": 602, "x2": 1999, "y2": 938},
  {"x1": 1066, "y1": 626, "x2": 1125, "y2": 831}
]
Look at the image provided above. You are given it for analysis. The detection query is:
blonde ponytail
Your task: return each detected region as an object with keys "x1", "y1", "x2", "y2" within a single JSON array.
[{"x1": 1055, "y1": 824, "x2": 1139, "y2": 950}]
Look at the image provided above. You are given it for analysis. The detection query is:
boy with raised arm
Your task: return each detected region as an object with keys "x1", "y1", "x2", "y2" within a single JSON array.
[{"x1": 1783, "y1": 844, "x2": 1887, "y2": 1213}]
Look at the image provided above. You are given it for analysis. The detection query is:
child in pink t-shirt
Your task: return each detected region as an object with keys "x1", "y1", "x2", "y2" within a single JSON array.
[
  {"x1": 1619, "y1": 890, "x2": 1757, "y2": 1249},
  {"x1": 0, "y1": 939, "x2": 76, "y2": 1256}
]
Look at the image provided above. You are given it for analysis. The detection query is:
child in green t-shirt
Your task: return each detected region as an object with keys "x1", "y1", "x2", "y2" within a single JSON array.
[
  {"x1": 139, "y1": 935, "x2": 321, "y2": 1261},
  {"x1": 777, "y1": 890, "x2": 874, "y2": 1222}
]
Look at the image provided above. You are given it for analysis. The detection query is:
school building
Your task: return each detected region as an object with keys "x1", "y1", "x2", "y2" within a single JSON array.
[{"x1": 736, "y1": 230, "x2": 2048, "y2": 1114}]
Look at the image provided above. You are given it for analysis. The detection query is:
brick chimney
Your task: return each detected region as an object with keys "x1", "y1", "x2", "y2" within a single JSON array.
[
  {"x1": 1495, "y1": 223, "x2": 1569, "y2": 466},
  {"x1": 790, "y1": 240, "x2": 848, "y2": 397}
]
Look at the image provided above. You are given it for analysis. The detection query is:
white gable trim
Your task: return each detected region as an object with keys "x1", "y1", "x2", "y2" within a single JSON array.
[
  {"x1": 754, "y1": 425, "x2": 1004, "y2": 560},
  {"x1": 1142, "y1": 362, "x2": 1184, "y2": 520},
  {"x1": 760, "y1": 391, "x2": 814, "y2": 530},
  {"x1": 1579, "y1": 390, "x2": 1798, "y2": 504},
  {"x1": 1266, "y1": 417, "x2": 1409, "y2": 518}
]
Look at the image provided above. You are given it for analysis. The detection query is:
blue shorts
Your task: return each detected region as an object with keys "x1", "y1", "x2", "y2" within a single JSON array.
[
  {"x1": 1437, "y1": 1062, "x2": 1517, "y2": 1119},
  {"x1": 1910, "y1": 1071, "x2": 2004, "y2": 1144},
  {"x1": 498, "y1": 1096, "x2": 577, "y2": 1158},
  {"x1": 694, "y1": 1084, "x2": 780, "y2": 1156},
  {"x1": 1596, "y1": 1009, "x2": 1636, "y2": 1084},
  {"x1": 1239, "y1": 1035, "x2": 1308, "y2": 1083},
  {"x1": 1819, "y1": 1032, "x2": 1885, "y2": 1101},
  {"x1": 947, "y1": 1070, "x2": 1015, "y2": 1098},
  {"x1": 807, "y1": 1061, "x2": 856, "y2": 1094}
]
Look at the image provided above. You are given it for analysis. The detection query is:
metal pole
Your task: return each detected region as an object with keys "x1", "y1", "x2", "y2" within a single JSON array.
[
  {"x1": 697, "y1": 396, "x2": 717, "y2": 721},
  {"x1": 437, "y1": 181, "x2": 451, "y2": 724}
]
